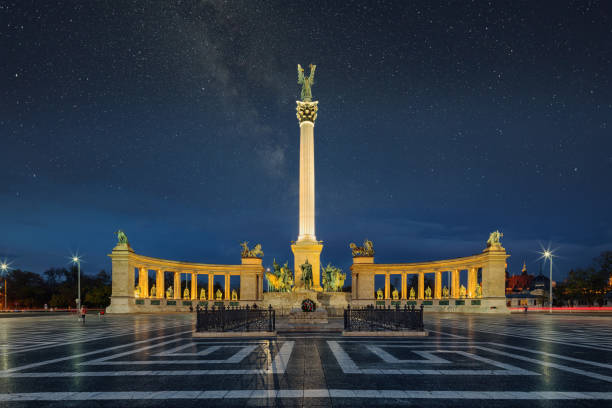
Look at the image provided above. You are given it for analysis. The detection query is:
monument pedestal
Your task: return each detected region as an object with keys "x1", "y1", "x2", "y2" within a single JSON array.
[
  {"x1": 287, "y1": 288, "x2": 328, "y2": 324},
  {"x1": 291, "y1": 240, "x2": 323, "y2": 291}
]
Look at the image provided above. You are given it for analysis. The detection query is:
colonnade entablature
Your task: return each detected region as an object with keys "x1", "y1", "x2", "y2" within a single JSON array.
[
  {"x1": 350, "y1": 242, "x2": 509, "y2": 312},
  {"x1": 107, "y1": 242, "x2": 264, "y2": 313}
]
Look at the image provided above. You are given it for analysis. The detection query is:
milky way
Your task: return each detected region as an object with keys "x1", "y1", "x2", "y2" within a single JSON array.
[{"x1": 2, "y1": 1, "x2": 611, "y2": 280}]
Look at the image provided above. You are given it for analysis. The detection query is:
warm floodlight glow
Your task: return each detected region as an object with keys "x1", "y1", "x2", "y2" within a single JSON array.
[
  {"x1": 72, "y1": 256, "x2": 79, "y2": 263},
  {"x1": 0, "y1": 263, "x2": 7, "y2": 271}
]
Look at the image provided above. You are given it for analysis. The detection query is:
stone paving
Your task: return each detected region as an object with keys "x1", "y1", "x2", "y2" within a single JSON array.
[{"x1": 0, "y1": 312, "x2": 611, "y2": 406}]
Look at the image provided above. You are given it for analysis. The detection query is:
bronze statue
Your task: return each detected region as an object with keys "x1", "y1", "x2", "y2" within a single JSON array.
[
  {"x1": 166, "y1": 286, "x2": 173, "y2": 299},
  {"x1": 392, "y1": 288, "x2": 399, "y2": 300},
  {"x1": 321, "y1": 263, "x2": 346, "y2": 292},
  {"x1": 215, "y1": 289, "x2": 223, "y2": 300},
  {"x1": 240, "y1": 242, "x2": 264, "y2": 258},
  {"x1": 115, "y1": 230, "x2": 128, "y2": 244},
  {"x1": 266, "y1": 259, "x2": 294, "y2": 292},
  {"x1": 150, "y1": 284, "x2": 156, "y2": 298},
  {"x1": 300, "y1": 259, "x2": 314, "y2": 291},
  {"x1": 199, "y1": 288, "x2": 206, "y2": 300},
  {"x1": 425, "y1": 286, "x2": 432, "y2": 299},
  {"x1": 487, "y1": 230, "x2": 503, "y2": 247},
  {"x1": 376, "y1": 288, "x2": 383, "y2": 300},
  {"x1": 297, "y1": 63, "x2": 316, "y2": 102},
  {"x1": 349, "y1": 239, "x2": 375, "y2": 257},
  {"x1": 442, "y1": 286, "x2": 450, "y2": 298}
]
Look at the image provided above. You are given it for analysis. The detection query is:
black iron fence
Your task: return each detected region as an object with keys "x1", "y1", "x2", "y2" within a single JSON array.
[
  {"x1": 344, "y1": 304, "x2": 424, "y2": 331},
  {"x1": 195, "y1": 304, "x2": 275, "y2": 332}
]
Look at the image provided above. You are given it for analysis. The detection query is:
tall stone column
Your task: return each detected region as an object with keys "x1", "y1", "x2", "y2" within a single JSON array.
[
  {"x1": 401, "y1": 273, "x2": 407, "y2": 299},
  {"x1": 291, "y1": 100, "x2": 323, "y2": 290},
  {"x1": 418, "y1": 272, "x2": 424, "y2": 300},
  {"x1": 435, "y1": 271, "x2": 442, "y2": 299}
]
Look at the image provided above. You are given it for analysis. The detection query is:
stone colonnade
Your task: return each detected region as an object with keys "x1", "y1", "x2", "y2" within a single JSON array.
[
  {"x1": 106, "y1": 243, "x2": 264, "y2": 313},
  {"x1": 350, "y1": 244, "x2": 509, "y2": 312}
]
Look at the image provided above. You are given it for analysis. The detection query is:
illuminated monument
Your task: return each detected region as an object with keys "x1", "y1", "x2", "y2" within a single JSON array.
[
  {"x1": 291, "y1": 63, "x2": 323, "y2": 291},
  {"x1": 106, "y1": 64, "x2": 509, "y2": 314}
]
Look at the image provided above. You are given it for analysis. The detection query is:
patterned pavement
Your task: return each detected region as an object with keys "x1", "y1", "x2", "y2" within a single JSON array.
[{"x1": 0, "y1": 312, "x2": 611, "y2": 407}]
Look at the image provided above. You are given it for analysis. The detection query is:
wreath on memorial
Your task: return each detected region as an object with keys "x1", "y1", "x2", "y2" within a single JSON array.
[{"x1": 301, "y1": 299, "x2": 316, "y2": 312}]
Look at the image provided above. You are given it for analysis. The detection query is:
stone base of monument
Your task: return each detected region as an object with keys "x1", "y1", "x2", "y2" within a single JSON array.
[{"x1": 288, "y1": 308, "x2": 329, "y2": 324}]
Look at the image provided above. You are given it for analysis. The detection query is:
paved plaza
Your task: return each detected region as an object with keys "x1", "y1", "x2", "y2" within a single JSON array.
[{"x1": 0, "y1": 313, "x2": 611, "y2": 407}]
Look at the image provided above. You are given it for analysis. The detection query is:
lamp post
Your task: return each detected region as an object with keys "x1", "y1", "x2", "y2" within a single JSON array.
[
  {"x1": 543, "y1": 250, "x2": 553, "y2": 314},
  {"x1": 0, "y1": 262, "x2": 8, "y2": 310},
  {"x1": 265, "y1": 268, "x2": 270, "y2": 292},
  {"x1": 72, "y1": 256, "x2": 81, "y2": 311}
]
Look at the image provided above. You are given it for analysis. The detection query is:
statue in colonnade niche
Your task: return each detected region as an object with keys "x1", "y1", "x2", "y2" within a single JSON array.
[
  {"x1": 392, "y1": 288, "x2": 399, "y2": 300},
  {"x1": 184, "y1": 288, "x2": 190, "y2": 299},
  {"x1": 231, "y1": 289, "x2": 238, "y2": 301},
  {"x1": 475, "y1": 283, "x2": 482, "y2": 298},
  {"x1": 459, "y1": 285, "x2": 467, "y2": 299},
  {"x1": 215, "y1": 289, "x2": 223, "y2": 300},
  {"x1": 166, "y1": 286, "x2": 173, "y2": 299},
  {"x1": 200, "y1": 288, "x2": 206, "y2": 300},
  {"x1": 425, "y1": 286, "x2": 432, "y2": 299},
  {"x1": 321, "y1": 263, "x2": 346, "y2": 292},
  {"x1": 486, "y1": 230, "x2": 503, "y2": 247},
  {"x1": 409, "y1": 287, "x2": 416, "y2": 300},
  {"x1": 240, "y1": 242, "x2": 264, "y2": 258},
  {"x1": 442, "y1": 286, "x2": 450, "y2": 298},
  {"x1": 376, "y1": 288, "x2": 383, "y2": 300},
  {"x1": 150, "y1": 284, "x2": 156, "y2": 298},
  {"x1": 300, "y1": 259, "x2": 314, "y2": 291},
  {"x1": 134, "y1": 286, "x2": 141, "y2": 298}
]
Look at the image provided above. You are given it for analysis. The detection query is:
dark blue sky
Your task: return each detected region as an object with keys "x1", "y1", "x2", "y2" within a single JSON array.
[{"x1": 1, "y1": 1, "x2": 611, "y2": 283}]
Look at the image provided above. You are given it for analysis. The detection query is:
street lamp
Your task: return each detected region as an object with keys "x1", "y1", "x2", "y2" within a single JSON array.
[
  {"x1": 0, "y1": 262, "x2": 9, "y2": 310},
  {"x1": 71, "y1": 255, "x2": 81, "y2": 311},
  {"x1": 538, "y1": 247, "x2": 555, "y2": 314}
]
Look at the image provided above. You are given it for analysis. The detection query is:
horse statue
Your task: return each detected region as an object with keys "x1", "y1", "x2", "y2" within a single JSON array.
[
  {"x1": 265, "y1": 259, "x2": 293, "y2": 292},
  {"x1": 486, "y1": 230, "x2": 503, "y2": 247},
  {"x1": 115, "y1": 230, "x2": 128, "y2": 244},
  {"x1": 240, "y1": 242, "x2": 264, "y2": 258},
  {"x1": 349, "y1": 239, "x2": 375, "y2": 257},
  {"x1": 321, "y1": 263, "x2": 346, "y2": 292}
]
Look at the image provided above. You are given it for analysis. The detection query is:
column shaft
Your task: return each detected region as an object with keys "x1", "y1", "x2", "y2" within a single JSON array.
[
  {"x1": 451, "y1": 269, "x2": 459, "y2": 298},
  {"x1": 156, "y1": 270, "x2": 164, "y2": 298},
  {"x1": 191, "y1": 273, "x2": 197, "y2": 300},
  {"x1": 208, "y1": 274, "x2": 214, "y2": 300},
  {"x1": 384, "y1": 273, "x2": 390, "y2": 299},
  {"x1": 435, "y1": 271, "x2": 442, "y2": 299},
  {"x1": 418, "y1": 272, "x2": 424, "y2": 299},
  {"x1": 139, "y1": 267, "x2": 148, "y2": 297},
  {"x1": 298, "y1": 121, "x2": 316, "y2": 241},
  {"x1": 173, "y1": 272, "x2": 180, "y2": 299},
  {"x1": 225, "y1": 274, "x2": 230, "y2": 300},
  {"x1": 468, "y1": 267, "x2": 477, "y2": 297},
  {"x1": 401, "y1": 273, "x2": 407, "y2": 299}
]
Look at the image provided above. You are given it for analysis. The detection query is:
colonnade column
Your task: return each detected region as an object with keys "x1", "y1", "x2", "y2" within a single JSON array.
[
  {"x1": 451, "y1": 269, "x2": 459, "y2": 298},
  {"x1": 468, "y1": 267, "x2": 477, "y2": 297},
  {"x1": 156, "y1": 270, "x2": 164, "y2": 298},
  {"x1": 418, "y1": 271, "x2": 424, "y2": 300},
  {"x1": 435, "y1": 271, "x2": 442, "y2": 299},
  {"x1": 139, "y1": 267, "x2": 148, "y2": 297},
  {"x1": 384, "y1": 272, "x2": 390, "y2": 299},
  {"x1": 173, "y1": 272, "x2": 180, "y2": 299},
  {"x1": 401, "y1": 273, "x2": 407, "y2": 299},
  {"x1": 191, "y1": 273, "x2": 197, "y2": 300},
  {"x1": 208, "y1": 275, "x2": 214, "y2": 300},
  {"x1": 224, "y1": 274, "x2": 230, "y2": 300}
]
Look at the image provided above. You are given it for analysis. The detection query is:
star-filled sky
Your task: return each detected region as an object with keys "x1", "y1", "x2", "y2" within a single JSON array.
[{"x1": 2, "y1": 1, "x2": 611, "y2": 283}]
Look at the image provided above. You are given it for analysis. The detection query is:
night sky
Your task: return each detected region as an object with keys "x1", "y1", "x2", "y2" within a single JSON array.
[{"x1": 2, "y1": 1, "x2": 611, "y2": 283}]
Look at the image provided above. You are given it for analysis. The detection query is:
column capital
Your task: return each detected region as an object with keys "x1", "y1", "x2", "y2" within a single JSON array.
[{"x1": 296, "y1": 100, "x2": 318, "y2": 124}]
